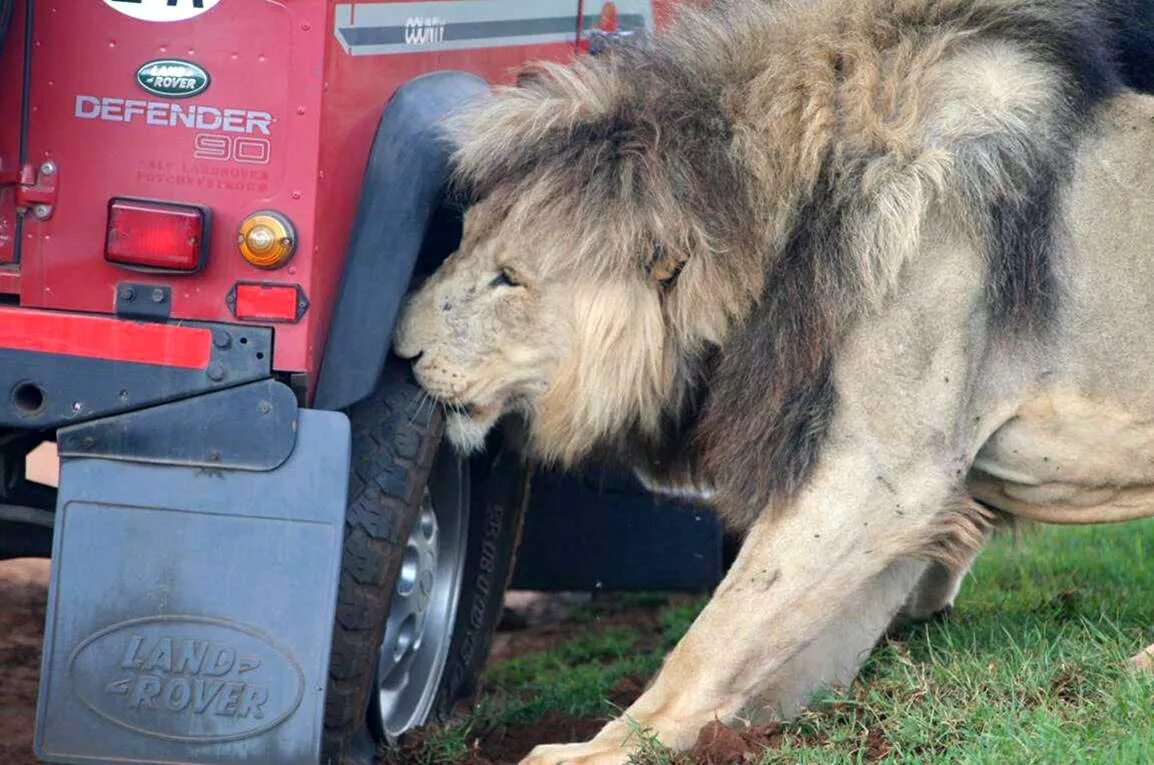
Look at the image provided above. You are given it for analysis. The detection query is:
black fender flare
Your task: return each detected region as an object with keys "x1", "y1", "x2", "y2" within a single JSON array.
[{"x1": 314, "y1": 71, "x2": 489, "y2": 411}]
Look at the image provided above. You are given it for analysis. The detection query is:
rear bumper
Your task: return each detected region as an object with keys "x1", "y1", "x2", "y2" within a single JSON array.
[{"x1": 0, "y1": 306, "x2": 272, "y2": 428}]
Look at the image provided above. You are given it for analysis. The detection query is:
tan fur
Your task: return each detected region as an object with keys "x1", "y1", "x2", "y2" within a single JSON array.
[
  {"x1": 397, "y1": 0, "x2": 1122, "y2": 526},
  {"x1": 392, "y1": 0, "x2": 1154, "y2": 760}
]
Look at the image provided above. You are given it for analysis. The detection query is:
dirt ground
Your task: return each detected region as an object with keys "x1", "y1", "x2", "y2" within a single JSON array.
[{"x1": 0, "y1": 558, "x2": 50, "y2": 765}]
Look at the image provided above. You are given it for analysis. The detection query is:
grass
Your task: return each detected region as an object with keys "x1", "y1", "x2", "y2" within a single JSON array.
[{"x1": 389, "y1": 520, "x2": 1154, "y2": 764}]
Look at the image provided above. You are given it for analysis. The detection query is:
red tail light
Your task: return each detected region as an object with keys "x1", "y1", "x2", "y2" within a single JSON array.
[{"x1": 105, "y1": 198, "x2": 209, "y2": 273}]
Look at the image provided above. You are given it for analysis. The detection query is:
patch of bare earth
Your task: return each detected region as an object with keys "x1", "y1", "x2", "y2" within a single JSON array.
[{"x1": 0, "y1": 558, "x2": 50, "y2": 765}]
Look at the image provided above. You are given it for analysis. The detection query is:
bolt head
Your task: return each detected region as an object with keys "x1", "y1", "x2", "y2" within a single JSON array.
[
  {"x1": 118, "y1": 286, "x2": 136, "y2": 302},
  {"x1": 212, "y1": 330, "x2": 232, "y2": 349},
  {"x1": 39, "y1": 161, "x2": 56, "y2": 177},
  {"x1": 150, "y1": 288, "x2": 167, "y2": 304},
  {"x1": 206, "y1": 362, "x2": 226, "y2": 382},
  {"x1": 31, "y1": 204, "x2": 51, "y2": 220}
]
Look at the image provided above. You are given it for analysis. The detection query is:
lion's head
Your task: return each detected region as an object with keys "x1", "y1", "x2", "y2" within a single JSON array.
[
  {"x1": 393, "y1": 46, "x2": 766, "y2": 463},
  {"x1": 392, "y1": 9, "x2": 798, "y2": 469},
  {"x1": 393, "y1": 196, "x2": 695, "y2": 462}
]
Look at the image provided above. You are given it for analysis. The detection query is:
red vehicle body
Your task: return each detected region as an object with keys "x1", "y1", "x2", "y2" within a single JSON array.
[
  {"x1": 0, "y1": 3, "x2": 721, "y2": 765},
  {"x1": 0, "y1": 0, "x2": 675, "y2": 390}
]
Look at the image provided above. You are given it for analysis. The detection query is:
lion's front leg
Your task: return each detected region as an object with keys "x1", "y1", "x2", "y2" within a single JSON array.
[{"x1": 519, "y1": 453, "x2": 960, "y2": 765}]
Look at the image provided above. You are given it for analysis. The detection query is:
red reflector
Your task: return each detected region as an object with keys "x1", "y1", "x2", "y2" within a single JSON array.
[
  {"x1": 106, "y1": 198, "x2": 207, "y2": 273},
  {"x1": 232, "y1": 283, "x2": 304, "y2": 322}
]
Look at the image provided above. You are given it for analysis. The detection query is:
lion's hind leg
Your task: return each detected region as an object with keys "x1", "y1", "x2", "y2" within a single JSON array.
[{"x1": 893, "y1": 534, "x2": 987, "y2": 628}]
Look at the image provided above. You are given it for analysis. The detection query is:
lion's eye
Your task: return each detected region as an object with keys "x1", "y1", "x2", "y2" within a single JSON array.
[{"x1": 489, "y1": 269, "x2": 520, "y2": 288}]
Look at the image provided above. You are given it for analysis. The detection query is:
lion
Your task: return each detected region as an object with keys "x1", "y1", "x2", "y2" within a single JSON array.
[{"x1": 392, "y1": 0, "x2": 1154, "y2": 762}]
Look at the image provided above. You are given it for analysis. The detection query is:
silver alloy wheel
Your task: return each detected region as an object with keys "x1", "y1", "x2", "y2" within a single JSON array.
[{"x1": 374, "y1": 444, "x2": 469, "y2": 739}]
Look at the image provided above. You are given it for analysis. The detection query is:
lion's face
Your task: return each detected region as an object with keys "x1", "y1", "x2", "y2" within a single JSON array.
[
  {"x1": 393, "y1": 214, "x2": 564, "y2": 452},
  {"x1": 394, "y1": 204, "x2": 687, "y2": 462}
]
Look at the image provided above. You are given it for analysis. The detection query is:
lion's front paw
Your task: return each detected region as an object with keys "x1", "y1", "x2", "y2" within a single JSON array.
[{"x1": 518, "y1": 740, "x2": 637, "y2": 765}]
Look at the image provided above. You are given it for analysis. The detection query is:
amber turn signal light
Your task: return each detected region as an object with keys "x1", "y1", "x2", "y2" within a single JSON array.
[{"x1": 237, "y1": 210, "x2": 296, "y2": 269}]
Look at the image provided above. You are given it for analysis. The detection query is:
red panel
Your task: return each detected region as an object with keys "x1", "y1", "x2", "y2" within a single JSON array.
[
  {"x1": 0, "y1": 265, "x2": 19, "y2": 295},
  {"x1": 0, "y1": 1, "x2": 25, "y2": 264},
  {"x1": 234, "y1": 283, "x2": 300, "y2": 322},
  {"x1": 11, "y1": 0, "x2": 627, "y2": 389},
  {"x1": 0, "y1": 307, "x2": 211, "y2": 369},
  {"x1": 106, "y1": 199, "x2": 205, "y2": 272},
  {"x1": 19, "y1": 2, "x2": 320, "y2": 364}
]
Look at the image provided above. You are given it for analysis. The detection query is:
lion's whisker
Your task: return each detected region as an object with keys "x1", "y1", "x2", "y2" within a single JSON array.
[{"x1": 408, "y1": 392, "x2": 431, "y2": 426}]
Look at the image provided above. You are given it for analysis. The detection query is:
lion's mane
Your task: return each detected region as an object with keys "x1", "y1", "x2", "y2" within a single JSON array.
[{"x1": 446, "y1": 0, "x2": 1154, "y2": 526}]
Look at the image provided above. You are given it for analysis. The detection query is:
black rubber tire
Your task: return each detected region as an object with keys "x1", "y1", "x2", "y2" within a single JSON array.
[
  {"x1": 322, "y1": 360, "x2": 445, "y2": 764},
  {"x1": 321, "y1": 359, "x2": 527, "y2": 764},
  {"x1": 366, "y1": 428, "x2": 529, "y2": 736}
]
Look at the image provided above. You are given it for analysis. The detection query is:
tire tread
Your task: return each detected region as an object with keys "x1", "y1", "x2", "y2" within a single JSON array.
[{"x1": 322, "y1": 362, "x2": 443, "y2": 763}]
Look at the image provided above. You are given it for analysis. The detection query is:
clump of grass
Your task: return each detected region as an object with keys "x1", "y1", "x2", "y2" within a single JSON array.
[{"x1": 380, "y1": 720, "x2": 476, "y2": 765}]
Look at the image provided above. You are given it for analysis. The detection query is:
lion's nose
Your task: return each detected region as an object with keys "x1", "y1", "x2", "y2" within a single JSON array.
[
  {"x1": 395, "y1": 343, "x2": 423, "y2": 362},
  {"x1": 392, "y1": 294, "x2": 427, "y2": 360},
  {"x1": 392, "y1": 320, "x2": 422, "y2": 360}
]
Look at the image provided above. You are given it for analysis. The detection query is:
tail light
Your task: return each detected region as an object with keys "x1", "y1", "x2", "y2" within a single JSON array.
[
  {"x1": 105, "y1": 198, "x2": 209, "y2": 273},
  {"x1": 237, "y1": 210, "x2": 296, "y2": 269}
]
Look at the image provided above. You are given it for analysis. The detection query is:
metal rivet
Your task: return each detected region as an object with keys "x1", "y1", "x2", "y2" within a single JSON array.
[
  {"x1": 118, "y1": 285, "x2": 136, "y2": 302},
  {"x1": 31, "y1": 204, "x2": 52, "y2": 220},
  {"x1": 258, "y1": 401, "x2": 272, "y2": 415},
  {"x1": 206, "y1": 362, "x2": 226, "y2": 381},
  {"x1": 208, "y1": 450, "x2": 221, "y2": 462},
  {"x1": 39, "y1": 161, "x2": 56, "y2": 177},
  {"x1": 213, "y1": 330, "x2": 232, "y2": 349},
  {"x1": 150, "y1": 288, "x2": 167, "y2": 304}
]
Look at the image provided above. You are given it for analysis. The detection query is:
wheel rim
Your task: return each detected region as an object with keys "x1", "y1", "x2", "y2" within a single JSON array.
[{"x1": 374, "y1": 443, "x2": 469, "y2": 740}]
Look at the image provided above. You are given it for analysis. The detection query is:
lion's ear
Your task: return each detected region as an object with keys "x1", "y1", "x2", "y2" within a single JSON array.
[{"x1": 647, "y1": 245, "x2": 688, "y2": 287}]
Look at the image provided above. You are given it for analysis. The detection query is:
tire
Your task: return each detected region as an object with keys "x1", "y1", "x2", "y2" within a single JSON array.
[
  {"x1": 321, "y1": 359, "x2": 527, "y2": 764},
  {"x1": 422, "y1": 426, "x2": 529, "y2": 725}
]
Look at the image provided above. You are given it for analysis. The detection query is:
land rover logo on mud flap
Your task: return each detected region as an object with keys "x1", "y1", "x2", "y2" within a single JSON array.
[
  {"x1": 135, "y1": 60, "x2": 210, "y2": 99},
  {"x1": 68, "y1": 615, "x2": 305, "y2": 742}
]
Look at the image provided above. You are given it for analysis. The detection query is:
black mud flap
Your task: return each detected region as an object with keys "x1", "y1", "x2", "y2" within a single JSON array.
[{"x1": 34, "y1": 397, "x2": 351, "y2": 765}]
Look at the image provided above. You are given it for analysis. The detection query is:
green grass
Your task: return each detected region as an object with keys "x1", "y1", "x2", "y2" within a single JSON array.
[
  {"x1": 390, "y1": 520, "x2": 1154, "y2": 764},
  {"x1": 758, "y1": 520, "x2": 1154, "y2": 765}
]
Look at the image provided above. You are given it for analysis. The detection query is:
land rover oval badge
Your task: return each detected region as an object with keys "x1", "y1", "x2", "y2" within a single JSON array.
[{"x1": 135, "y1": 59, "x2": 210, "y2": 99}]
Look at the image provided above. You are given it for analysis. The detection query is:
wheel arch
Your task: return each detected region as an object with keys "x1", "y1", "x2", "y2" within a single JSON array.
[{"x1": 314, "y1": 70, "x2": 489, "y2": 411}]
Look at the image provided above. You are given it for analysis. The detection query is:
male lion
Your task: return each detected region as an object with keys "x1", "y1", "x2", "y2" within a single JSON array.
[{"x1": 393, "y1": 0, "x2": 1154, "y2": 762}]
